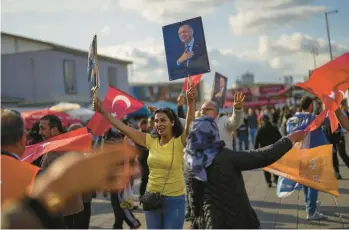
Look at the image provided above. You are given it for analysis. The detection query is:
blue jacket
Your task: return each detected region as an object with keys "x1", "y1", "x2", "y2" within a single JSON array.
[{"x1": 286, "y1": 112, "x2": 328, "y2": 148}]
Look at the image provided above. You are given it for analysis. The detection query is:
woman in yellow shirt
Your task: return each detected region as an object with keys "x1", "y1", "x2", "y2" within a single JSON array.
[{"x1": 93, "y1": 83, "x2": 196, "y2": 229}]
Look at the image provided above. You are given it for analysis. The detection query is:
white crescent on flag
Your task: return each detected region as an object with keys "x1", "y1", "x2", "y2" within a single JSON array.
[{"x1": 112, "y1": 95, "x2": 131, "y2": 109}]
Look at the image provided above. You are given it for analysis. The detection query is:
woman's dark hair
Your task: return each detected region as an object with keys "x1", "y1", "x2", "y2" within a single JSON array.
[{"x1": 153, "y1": 108, "x2": 183, "y2": 138}]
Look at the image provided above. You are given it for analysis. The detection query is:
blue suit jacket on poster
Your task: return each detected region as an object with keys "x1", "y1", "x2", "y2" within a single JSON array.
[{"x1": 168, "y1": 38, "x2": 209, "y2": 80}]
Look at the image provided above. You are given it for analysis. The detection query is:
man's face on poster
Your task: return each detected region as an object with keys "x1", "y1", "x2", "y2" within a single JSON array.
[
  {"x1": 178, "y1": 25, "x2": 193, "y2": 44},
  {"x1": 219, "y1": 77, "x2": 225, "y2": 89}
]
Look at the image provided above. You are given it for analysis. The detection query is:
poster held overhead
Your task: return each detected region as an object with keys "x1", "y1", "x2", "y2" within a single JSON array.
[
  {"x1": 162, "y1": 16, "x2": 210, "y2": 81},
  {"x1": 87, "y1": 35, "x2": 100, "y2": 99},
  {"x1": 211, "y1": 72, "x2": 227, "y2": 108}
]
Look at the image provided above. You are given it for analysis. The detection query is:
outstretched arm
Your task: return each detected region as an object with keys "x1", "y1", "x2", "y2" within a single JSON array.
[
  {"x1": 231, "y1": 130, "x2": 306, "y2": 171},
  {"x1": 225, "y1": 108, "x2": 243, "y2": 132},
  {"x1": 335, "y1": 109, "x2": 349, "y2": 132},
  {"x1": 182, "y1": 84, "x2": 196, "y2": 146},
  {"x1": 225, "y1": 92, "x2": 245, "y2": 132}
]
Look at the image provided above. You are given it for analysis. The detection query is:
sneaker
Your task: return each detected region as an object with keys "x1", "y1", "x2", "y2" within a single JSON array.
[
  {"x1": 307, "y1": 211, "x2": 325, "y2": 220},
  {"x1": 335, "y1": 172, "x2": 343, "y2": 180},
  {"x1": 267, "y1": 183, "x2": 272, "y2": 188}
]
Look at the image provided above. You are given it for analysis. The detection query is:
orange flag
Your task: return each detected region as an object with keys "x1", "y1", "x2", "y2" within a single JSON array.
[
  {"x1": 21, "y1": 127, "x2": 92, "y2": 163},
  {"x1": 264, "y1": 144, "x2": 339, "y2": 197}
]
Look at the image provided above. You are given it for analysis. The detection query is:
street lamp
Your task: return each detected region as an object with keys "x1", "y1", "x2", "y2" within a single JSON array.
[{"x1": 325, "y1": 10, "x2": 338, "y2": 61}]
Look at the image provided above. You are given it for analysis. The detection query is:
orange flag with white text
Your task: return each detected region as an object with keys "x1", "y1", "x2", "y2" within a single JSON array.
[{"x1": 264, "y1": 144, "x2": 339, "y2": 197}]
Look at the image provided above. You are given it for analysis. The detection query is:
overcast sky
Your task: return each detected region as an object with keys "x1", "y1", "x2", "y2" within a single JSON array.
[{"x1": 2, "y1": 0, "x2": 349, "y2": 90}]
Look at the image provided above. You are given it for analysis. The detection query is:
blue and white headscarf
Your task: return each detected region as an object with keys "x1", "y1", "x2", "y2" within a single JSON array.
[{"x1": 184, "y1": 116, "x2": 225, "y2": 182}]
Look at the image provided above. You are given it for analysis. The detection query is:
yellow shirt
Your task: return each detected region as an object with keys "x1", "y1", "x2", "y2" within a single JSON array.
[{"x1": 146, "y1": 133, "x2": 185, "y2": 196}]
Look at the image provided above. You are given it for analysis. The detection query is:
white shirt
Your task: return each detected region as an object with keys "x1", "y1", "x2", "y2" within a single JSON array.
[{"x1": 179, "y1": 108, "x2": 243, "y2": 150}]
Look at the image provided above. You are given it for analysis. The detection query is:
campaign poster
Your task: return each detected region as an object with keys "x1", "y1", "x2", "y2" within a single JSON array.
[
  {"x1": 162, "y1": 16, "x2": 210, "y2": 81},
  {"x1": 211, "y1": 72, "x2": 227, "y2": 108}
]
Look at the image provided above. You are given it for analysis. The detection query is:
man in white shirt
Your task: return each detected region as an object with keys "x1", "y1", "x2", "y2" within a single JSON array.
[{"x1": 198, "y1": 92, "x2": 244, "y2": 150}]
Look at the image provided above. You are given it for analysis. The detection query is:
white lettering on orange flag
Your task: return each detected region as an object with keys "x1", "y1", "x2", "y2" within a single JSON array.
[{"x1": 264, "y1": 144, "x2": 339, "y2": 197}]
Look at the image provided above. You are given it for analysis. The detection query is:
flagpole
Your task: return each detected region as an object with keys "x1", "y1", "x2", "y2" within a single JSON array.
[{"x1": 94, "y1": 34, "x2": 100, "y2": 99}]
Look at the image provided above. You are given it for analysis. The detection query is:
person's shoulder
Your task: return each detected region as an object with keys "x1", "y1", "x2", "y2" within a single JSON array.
[{"x1": 174, "y1": 135, "x2": 185, "y2": 148}]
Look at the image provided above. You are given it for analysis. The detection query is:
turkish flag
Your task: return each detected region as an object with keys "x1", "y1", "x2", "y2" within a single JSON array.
[
  {"x1": 21, "y1": 127, "x2": 92, "y2": 163},
  {"x1": 296, "y1": 52, "x2": 349, "y2": 133},
  {"x1": 87, "y1": 86, "x2": 144, "y2": 136},
  {"x1": 182, "y1": 74, "x2": 202, "y2": 91}
]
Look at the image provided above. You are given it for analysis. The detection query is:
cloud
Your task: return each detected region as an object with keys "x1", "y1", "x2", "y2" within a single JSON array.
[
  {"x1": 126, "y1": 24, "x2": 136, "y2": 32},
  {"x1": 1, "y1": 0, "x2": 111, "y2": 13},
  {"x1": 229, "y1": 0, "x2": 327, "y2": 35},
  {"x1": 99, "y1": 38, "x2": 281, "y2": 86},
  {"x1": 100, "y1": 25, "x2": 111, "y2": 35},
  {"x1": 117, "y1": 0, "x2": 230, "y2": 23},
  {"x1": 99, "y1": 38, "x2": 168, "y2": 82},
  {"x1": 241, "y1": 32, "x2": 349, "y2": 77}
]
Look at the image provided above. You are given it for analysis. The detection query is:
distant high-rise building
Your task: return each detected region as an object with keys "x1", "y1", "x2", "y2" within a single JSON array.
[{"x1": 241, "y1": 72, "x2": 254, "y2": 85}]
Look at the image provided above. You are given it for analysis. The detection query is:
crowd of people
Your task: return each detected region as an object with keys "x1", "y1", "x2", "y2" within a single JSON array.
[{"x1": 2, "y1": 83, "x2": 349, "y2": 228}]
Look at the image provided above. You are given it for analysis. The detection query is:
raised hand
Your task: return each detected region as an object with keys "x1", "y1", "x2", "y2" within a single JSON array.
[
  {"x1": 93, "y1": 97, "x2": 105, "y2": 114},
  {"x1": 287, "y1": 130, "x2": 307, "y2": 144},
  {"x1": 186, "y1": 83, "x2": 197, "y2": 105},
  {"x1": 177, "y1": 94, "x2": 185, "y2": 106},
  {"x1": 233, "y1": 92, "x2": 245, "y2": 110},
  {"x1": 147, "y1": 106, "x2": 158, "y2": 114}
]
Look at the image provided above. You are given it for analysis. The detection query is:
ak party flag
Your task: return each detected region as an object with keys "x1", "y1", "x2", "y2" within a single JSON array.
[
  {"x1": 21, "y1": 127, "x2": 92, "y2": 163},
  {"x1": 296, "y1": 52, "x2": 349, "y2": 133},
  {"x1": 87, "y1": 86, "x2": 144, "y2": 136},
  {"x1": 87, "y1": 35, "x2": 100, "y2": 91},
  {"x1": 264, "y1": 144, "x2": 338, "y2": 197}
]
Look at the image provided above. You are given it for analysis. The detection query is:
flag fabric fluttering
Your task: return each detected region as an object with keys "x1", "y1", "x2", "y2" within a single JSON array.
[
  {"x1": 296, "y1": 52, "x2": 349, "y2": 133},
  {"x1": 264, "y1": 144, "x2": 339, "y2": 197},
  {"x1": 182, "y1": 74, "x2": 202, "y2": 91},
  {"x1": 21, "y1": 127, "x2": 92, "y2": 163},
  {"x1": 87, "y1": 86, "x2": 144, "y2": 136},
  {"x1": 276, "y1": 177, "x2": 302, "y2": 198},
  {"x1": 87, "y1": 35, "x2": 100, "y2": 91}
]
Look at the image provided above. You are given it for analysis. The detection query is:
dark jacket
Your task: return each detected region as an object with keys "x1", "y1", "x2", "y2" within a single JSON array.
[
  {"x1": 254, "y1": 122, "x2": 282, "y2": 149},
  {"x1": 184, "y1": 137, "x2": 293, "y2": 229},
  {"x1": 177, "y1": 105, "x2": 186, "y2": 119}
]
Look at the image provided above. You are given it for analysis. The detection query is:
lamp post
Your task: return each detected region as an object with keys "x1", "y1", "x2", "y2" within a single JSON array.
[{"x1": 325, "y1": 10, "x2": 338, "y2": 61}]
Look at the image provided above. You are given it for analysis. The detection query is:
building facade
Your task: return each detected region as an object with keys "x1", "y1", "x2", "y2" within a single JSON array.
[
  {"x1": 130, "y1": 81, "x2": 205, "y2": 106},
  {"x1": 1, "y1": 32, "x2": 132, "y2": 106}
]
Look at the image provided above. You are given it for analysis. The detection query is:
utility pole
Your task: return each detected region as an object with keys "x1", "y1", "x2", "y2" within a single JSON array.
[{"x1": 325, "y1": 10, "x2": 338, "y2": 61}]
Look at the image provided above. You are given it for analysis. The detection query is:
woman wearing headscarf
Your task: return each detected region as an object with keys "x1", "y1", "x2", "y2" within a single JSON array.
[{"x1": 184, "y1": 116, "x2": 306, "y2": 229}]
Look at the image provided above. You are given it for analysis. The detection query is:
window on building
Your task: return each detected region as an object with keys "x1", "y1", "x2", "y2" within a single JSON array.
[
  {"x1": 108, "y1": 67, "x2": 117, "y2": 86},
  {"x1": 63, "y1": 60, "x2": 77, "y2": 94}
]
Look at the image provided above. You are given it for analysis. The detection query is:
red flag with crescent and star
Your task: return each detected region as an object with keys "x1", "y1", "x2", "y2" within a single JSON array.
[
  {"x1": 296, "y1": 52, "x2": 349, "y2": 133},
  {"x1": 182, "y1": 74, "x2": 202, "y2": 91},
  {"x1": 87, "y1": 86, "x2": 144, "y2": 136},
  {"x1": 21, "y1": 127, "x2": 92, "y2": 163}
]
